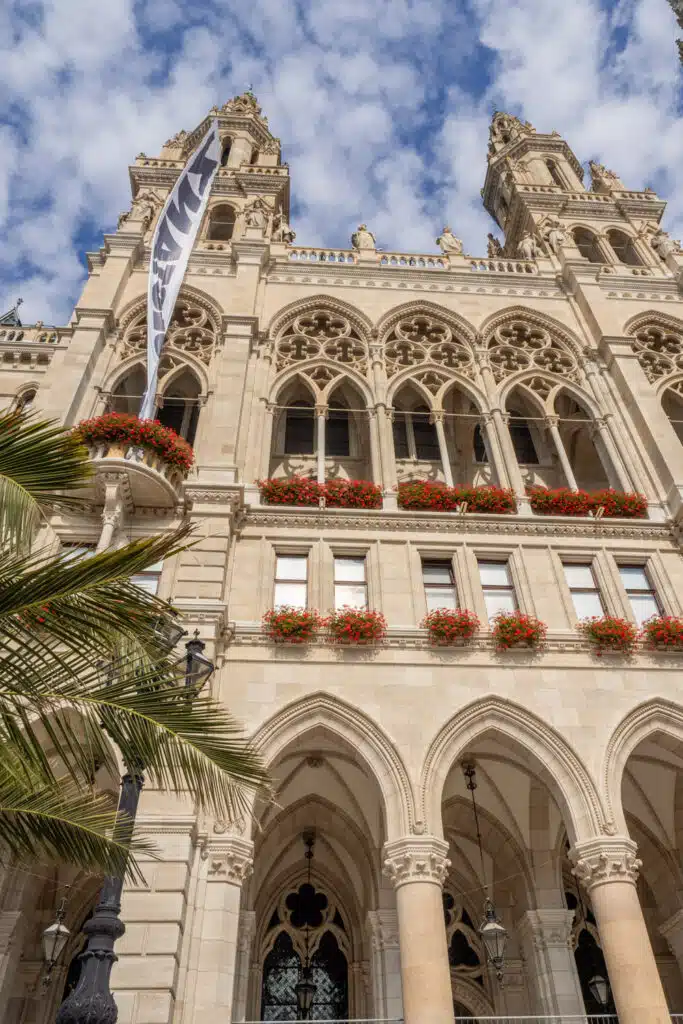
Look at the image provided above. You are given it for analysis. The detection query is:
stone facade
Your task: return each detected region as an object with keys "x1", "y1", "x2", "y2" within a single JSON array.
[{"x1": 2, "y1": 96, "x2": 683, "y2": 1024}]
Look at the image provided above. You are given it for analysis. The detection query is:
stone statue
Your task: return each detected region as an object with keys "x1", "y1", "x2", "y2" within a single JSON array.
[
  {"x1": 650, "y1": 227, "x2": 681, "y2": 260},
  {"x1": 589, "y1": 160, "x2": 626, "y2": 192},
  {"x1": 117, "y1": 210, "x2": 130, "y2": 230},
  {"x1": 487, "y1": 233, "x2": 504, "y2": 257},
  {"x1": 243, "y1": 197, "x2": 271, "y2": 232},
  {"x1": 517, "y1": 232, "x2": 540, "y2": 260},
  {"x1": 164, "y1": 128, "x2": 188, "y2": 149},
  {"x1": 273, "y1": 211, "x2": 296, "y2": 244},
  {"x1": 436, "y1": 226, "x2": 464, "y2": 256},
  {"x1": 129, "y1": 190, "x2": 162, "y2": 232},
  {"x1": 543, "y1": 217, "x2": 568, "y2": 254},
  {"x1": 351, "y1": 224, "x2": 376, "y2": 250}
]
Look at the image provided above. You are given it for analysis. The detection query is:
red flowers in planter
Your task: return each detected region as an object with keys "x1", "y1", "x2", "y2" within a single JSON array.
[
  {"x1": 262, "y1": 606, "x2": 322, "y2": 643},
  {"x1": 421, "y1": 608, "x2": 480, "y2": 645},
  {"x1": 76, "y1": 413, "x2": 194, "y2": 471},
  {"x1": 528, "y1": 487, "x2": 647, "y2": 519},
  {"x1": 577, "y1": 615, "x2": 639, "y2": 655},
  {"x1": 258, "y1": 477, "x2": 382, "y2": 509},
  {"x1": 641, "y1": 615, "x2": 683, "y2": 650},
  {"x1": 397, "y1": 481, "x2": 516, "y2": 514},
  {"x1": 326, "y1": 607, "x2": 387, "y2": 644},
  {"x1": 492, "y1": 611, "x2": 547, "y2": 650}
]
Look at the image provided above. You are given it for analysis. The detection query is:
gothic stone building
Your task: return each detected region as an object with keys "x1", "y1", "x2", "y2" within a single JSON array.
[{"x1": 2, "y1": 95, "x2": 683, "y2": 1024}]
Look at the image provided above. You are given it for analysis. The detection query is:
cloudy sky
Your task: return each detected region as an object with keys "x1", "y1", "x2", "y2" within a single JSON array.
[{"x1": 1, "y1": 0, "x2": 682, "y2": 324}]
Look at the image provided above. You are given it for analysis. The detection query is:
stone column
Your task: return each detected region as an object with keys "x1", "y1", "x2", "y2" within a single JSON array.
[
  {"x1": 432, "y1": 412, "x2": 454, "y2": 487},
  {"x1": 592, "y1": 417, "x2": 633, "y2": 492},
  {"x1": 367, "y1": 910, "x2": 404, "y2": 1021},
  {"x1": 474, "y1": 348, "x2": 530, "y2": 511},
  {"x1": 315, "y1": 405, "x2": 327, "y2": 485},
  {"x1": 185, "y1": 837, "x2": 253, "y2": 1024},
  {"x1": 517, "y1": 909, "x2": 585, "y2": 1016},
  {"x1": 545, "y1": 417, "x2": 579, "y2": 492},
  {"x1": 232, "y1": 910, "x2": 256, "y2": 1022},
  {"x1": 383, "y1": 836, "x2": 453, "y2": 1024},
  {"x1": 570, "y1": 836, "x2": 670, "y2": 1024}
]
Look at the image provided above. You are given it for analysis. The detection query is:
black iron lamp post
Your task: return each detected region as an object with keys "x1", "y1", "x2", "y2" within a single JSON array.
[
  {"x1": 294, "y1": 830, "x2": 318, "y2": 1020},
  {"x1": 462, "y1": 761, "x2": 508, "y2": 983},
  {"x1": 54, "y1": 631, "x2": 214, "y2": 1024}
]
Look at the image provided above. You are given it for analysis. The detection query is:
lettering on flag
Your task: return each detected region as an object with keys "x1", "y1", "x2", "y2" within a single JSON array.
[{"x1": 140, "y1": 121, "x2": 221, "y2": 420}]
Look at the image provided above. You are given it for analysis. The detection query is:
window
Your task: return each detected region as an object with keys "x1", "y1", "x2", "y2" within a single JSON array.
[
  {"x1": 15, "y1": 388, "x2": 36, "y2": 412},
  {"x1": 473, "y1": 424, "x2": 488, "y2": 463},
  {"x1": 392, "y1": 416, "x2": 410, "y2": 458},
  {"x1": 563, "y1": 562, "x2": 604, "y2": 619},
  {"x1": 327, "y1": 401, "x2": 350, "y2": 457},
  {"x1": 220, "y1": 140, "x2": 232, "y2": 166},
  {"x1": 509, "y1": 420, "x2": 539, "y2": 464},
  {"x1": 422, "y1": 560, "x2": 457, "y2": 611},
  {"x1": 607, "y1": 230, "x2": 642, "y2": 267},
  {"x1": 250, "y1": 147, "x2": 259, "y2": 165},
  {"x1": 619, "y1": 565, "x2": 661, "y2": 625},
  {"x1": 334, "y1": 556, "x2": 367, "y2": 610},
  {"x1": 284, "y1": 401, "x2": 315, "y2": 454},
  {"x1": 478, "y1": 560, "x2": 516, "y2": 619},
  {"x1": 208, "y1": 205, "x2": 236, "y2": 241},
  {"x1": 573, "y1": 228, "x2": 604, "y2": 264},
  {"x1": 274, "y1": 555, "x2": 308, "y2": 609},
  {"x1": 393, "y1": 408, "x2": 439, "y2": 461},
  {"x1": 131, "y1": 560, "x2": 163, "y2": 596},
  {"x1": 546, "y1": 159, "x2": 564, "y2": 189}
]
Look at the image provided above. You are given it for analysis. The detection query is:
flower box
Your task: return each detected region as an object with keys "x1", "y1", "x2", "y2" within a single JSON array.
[
  {"x1": 397, "y1": 481, "x2": 516, "y2": 514},
  {"x1": 326, "y1": 607, "x2": 387, "y2": 644},
  {"x1": 577, "y1": 615, "x2": 638, "y2": 656},
  {"x1": 528, "y1": 487, "x2": 647, "y2": 519},
  {"x1": 262, "y1": 606, "x2": 322, "y2": 644},
  {"x1": 76, "y1": 413, "x2": 194, "y2": 471},
  {"x1": 492, "y1": 611, "x2": 547, "y2": 650},
  {"x1": 421, "y1": 608, "x2": 480, "y2": 646},
  {"x1": 258, "y1": 477, "x2": 382, "y2": 509},
  {"x1": 641, "y1": 615, "x2": 683, "y2": 650}
]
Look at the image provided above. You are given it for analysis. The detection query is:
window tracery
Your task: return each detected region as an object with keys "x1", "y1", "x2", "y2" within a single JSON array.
[
  {"x1": 274, "y1": 310, "x2": 368, "y2": 374},
  {"x1": 630, "y1": 324, "x2": 683, "y2": 383},
  {"x1": 120, "y1": 298, "x2": 217, "y2": 366},
  {"x1": 383, "y1": 314, "x2": 474, "y2": 378},
  {"x1": 487, "y1": 320, "x2": 581, "y2": 385},
  {"x1": 442, "y1": 892, "x2": 485, "y2": 985}
]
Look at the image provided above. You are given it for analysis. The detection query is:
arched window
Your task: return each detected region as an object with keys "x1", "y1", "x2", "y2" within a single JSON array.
[
  {"x1": 607, "y1": 229, "x2": 642, "y2": 266},
  {"x1": 572, "y1": 228, "x2": 604, "y2": 264},
  {"x1": 284, "y1": 399, "x2": 315, "y2": 455},
  {"x1": 327, "y1": 399, "x2": 350, "y2": 457},
  {"x1": 15, "y1": 388, "x2": 36, "y2": 412},
  {"x1": 555, "y1": 391, "x2": 610, "y2": 490},
  {"x1": 473, "y1": 424, "x2": 488, "y2": 463},
  {"x1": 108, "y1": 365, "x2": 146, "y2": 415},
  {"x1": 208, "y1": 204, "x2": 236, "y2": 242},
  {"x1": 250, "y1": 147, "x2": 260, "y2": 165},
  {"x1": 220, "y1": 139, "x2": 232, "y2": 166},
  {"x1": 393, "y1": 391, "x2": 439, "y2": 462},
  {"x1": 662, "y1": 387, "x2": 683, "y2": 445},
  {"x1": 157, "y1": 368, "x2": 201, "y2": 443},
  {"x1": 546, "y1": 159, "x2": 564, "y2": 188},
  {"x1": 508, "y1": 418, "x2": 539, "y2": 464}
]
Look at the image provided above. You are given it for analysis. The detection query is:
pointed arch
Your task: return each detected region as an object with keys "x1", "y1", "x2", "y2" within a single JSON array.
[
  {"x1": 116, "y1": 283, "x2": 223, "y2": 337},
  {"x1": 250, "y1": 692, "x2": 415, "y2": 840},
  {"x1": 624, "y1": 309, "x2": 683, "y2": 338},
  {"x1": 479, "y1": 305, "x2": 586, "y2": 361},
  {"x1": 375, "y1": 300, "x2": 477, "y2": 347},
  {"x1": 603, "y1": 699, "x2": 683, "y2": 833},
  {"x1": 269, "y1": 362, "x2": 373, "y2": 406},
  {"x1": 266, "y1": 294, "x2": 373, "y2": 342},
  {"x1": 420, "y1": 696, "x2": 606, "y2": 843}
]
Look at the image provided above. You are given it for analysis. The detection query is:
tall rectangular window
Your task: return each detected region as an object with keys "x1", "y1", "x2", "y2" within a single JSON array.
[
  {"x1": 422, "y1": 560, "x2": 457, "y2": 611},
  {"x1": 274, "y1": 555, "x2": 308, "y2": 609},
  {"x1": 131, "y1": 560, "x2": 164, "y2": 597},
  {"x1": 619, "y1": 565, "x2": 661, "y2": 625},
  {"x1": 334, "y1": 556, "x2": 367, "y2": 610},
  {"x1": 563, "y1": 563, "x2": 604, "y2": 619},
  {"x1": 478, "y1": 560, "x2": 516, "y2": 620}
]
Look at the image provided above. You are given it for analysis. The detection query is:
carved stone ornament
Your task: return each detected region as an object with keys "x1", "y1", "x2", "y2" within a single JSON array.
[
  {"x1": 517, "y1": 232, "x2": 541, "y2": 261},
  {"x1": 120, "y1": 296, "x2": 218, "y2": 365},
  {"x1": 487, "y1": 233, "x2": 504, "y2": 257},
  {"x1": 384, "y1": 312, "x2": 474, "y2": 378},
  {"x1": 164, "y1": 128, "x2": 189, "y2": 150},
  {"x1": 274, "y1": 307, "x2": 368, "y2": 374},
  {"x1": 630, "y1": 322, "x2": 683, "y2": 383},
  {"x1": 203, "y1": 836, "x2": 254, "y2": 884},
  {"x1": 487, "y1": 318, "x2": 581, "y2": 384},
  {"x1": 383, "y1": 836, "x2": 451, "y2": 888},
  {"x1": 488, "y1": 111, "x2": 535, "y2": 155},
  {"x1": 589, "y1": 160, "x2": 626, "y2": 193},
  {"x1": 351, "y1": 224, "x2": 376, "y2": 250},
  {"x1": 367, "y1": 909, "x2": 399, "y2": 951},
  {"x1": 436, "y1": 226, "x2": 464, "y2": 256},
  {"x1": 218, "y1": 90, "x2": 267, "y2": 124},
  {"x1": 569, "y1": 836, "x2": 641, "y2": 892}
]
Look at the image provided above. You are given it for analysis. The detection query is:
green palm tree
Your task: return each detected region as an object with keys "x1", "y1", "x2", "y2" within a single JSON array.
[{"x1": 0, "y1": 409, "x2": 267, "y2": 878}]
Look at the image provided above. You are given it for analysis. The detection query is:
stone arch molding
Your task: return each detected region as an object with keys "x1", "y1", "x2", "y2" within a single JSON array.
[
  {"x1": 499, "y1": 369, "x2": 602, "y2": 418},
  {"x1": 387, "y1": 363, "x2": 487, "y2": 412},
  {"x1": 103, "y1": 349, "x2": 210, "y2": 401},
  {"x1": 266, "y1": 294, "x2": 374, "y2": 343},
  {"x1": 250, "y1": 691, "x2": 416, "y2": 840},
  {"x1": 269, "y1": 361, "x2": 374, "y2": 406},
  {"x1": 603, "y1": 698, "x2": 683, "y2": 835},
  {"x1": 375, "y1": 300, "x2": 477, "y2": 346},
  {"x1": 420, "y1": 696, "x2": 607, "y2": 844}
]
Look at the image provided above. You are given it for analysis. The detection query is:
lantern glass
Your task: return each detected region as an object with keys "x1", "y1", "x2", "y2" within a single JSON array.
[
  {"x1": 588, "y1": 973, "x2": 610, "y2": 1008},
  {"x1": 42, "y1": 920, "x2": 70, "y2": 966},
  {"x1": 479, "y1": 900, "x2": 507, "y2": 973},
  {"x1": 295, "y1": 970, "x2": 316, "y2": 1019}
]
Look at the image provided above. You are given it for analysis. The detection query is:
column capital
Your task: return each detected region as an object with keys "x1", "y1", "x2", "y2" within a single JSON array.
[
  {"x1": 569, "y1": 835, "x2": 641, "y2": 892},
  {"x1": 201, "y1": 835, "x2": 254, "y2": 884},
  {"x1": 382, "y1": 835, "x2": 451, "y2": 888}
]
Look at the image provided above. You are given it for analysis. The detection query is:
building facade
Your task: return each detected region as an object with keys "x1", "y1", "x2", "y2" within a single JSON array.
[{"x1": 1, "y1": 94, "x2": 683, "y2": 1024}]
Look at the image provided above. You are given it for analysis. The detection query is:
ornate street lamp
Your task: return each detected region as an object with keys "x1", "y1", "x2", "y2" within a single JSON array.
[
  {"x1": 587, "y1": 972, "x2": 611, "y2": 1009},
  {"x1": 42, "y1": 892, "x2": 70, "y2": 988},
  {"x1": 295, "y1": 830, "x2": 318, "y2": 1020},
  {"x1": 462, "y1": 761, "x2": 508, "y2": 982},
  {"x1": 55, "y1": 632, "x2": 214, "y2": 1024}
]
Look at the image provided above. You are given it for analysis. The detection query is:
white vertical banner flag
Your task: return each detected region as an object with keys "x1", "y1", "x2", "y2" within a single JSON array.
[{"x1": 140, "y1": 120, "x2": 221, "y2": 420}]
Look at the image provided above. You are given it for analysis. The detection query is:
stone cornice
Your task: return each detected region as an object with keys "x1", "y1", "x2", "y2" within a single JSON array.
[
  {"x1": 383, "y1": 835, "x2": 451, "y2": 888},
  {"x1": 200, "y1": 835, "x2": 254, "y2": 884},
  {"x1": 569, "y1": 836, "x2": 641, "y2": 891},
  {"x1": 243, "y1": 506, "x2": 673, "y2": 542}
]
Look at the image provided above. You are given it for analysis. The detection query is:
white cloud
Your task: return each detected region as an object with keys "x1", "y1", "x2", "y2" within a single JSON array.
[{"x1": 0, "y1": 0, "x2": 681, "y2": 324}]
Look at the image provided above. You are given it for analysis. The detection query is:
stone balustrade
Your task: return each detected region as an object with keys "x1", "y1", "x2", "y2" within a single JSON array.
[
  {"x1": 288, "y1": 247, "x2": 358, "y2": 264},
  {"x1": 379, "y1": 253, "x2": 446, "y2": 269},
  {"x1": 469, "y1": 258, "x2": 538, "y2": 274},
  {"x1": 86, "y1": 442, "x2": 188, "y2": 510}
]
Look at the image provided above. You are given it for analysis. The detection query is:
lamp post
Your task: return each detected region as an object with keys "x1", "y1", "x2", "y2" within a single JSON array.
[
  {"x1": 462, "y1": 761, "x2": 508, "y2": 983},
  {"x1": 54, "y1": 631, "x2": 214, "y2": 1024},
  {"x1": 587, "y1": 972, "x2": 611, "y2": 1010},
  {"x1": 42, "y1": 892, "x2": 71, "y2": 989},
  {"x1": 294, "y1": 830, "x2": 317, "y2": 1020}
]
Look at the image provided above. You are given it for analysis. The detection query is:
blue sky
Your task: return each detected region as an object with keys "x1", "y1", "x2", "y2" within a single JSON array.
[{"x1": 1, "y1": 0, "x2": 682, "y2": 324}]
